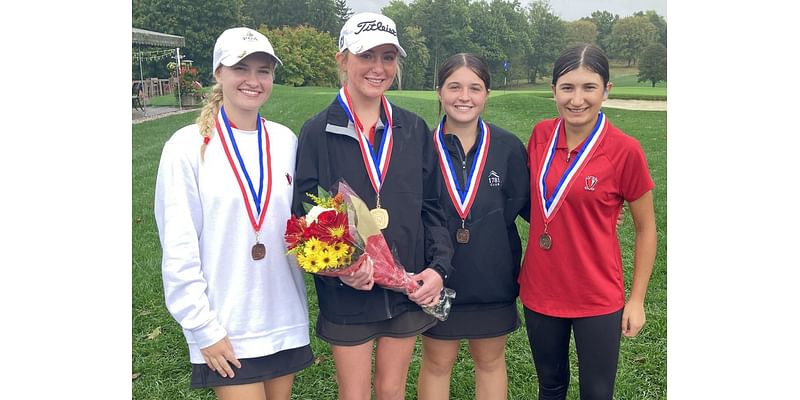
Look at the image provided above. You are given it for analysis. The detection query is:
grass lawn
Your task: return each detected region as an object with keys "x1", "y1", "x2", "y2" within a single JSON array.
[{"x1": 132, "y1": 84, "x2": 667, "y2": 399}]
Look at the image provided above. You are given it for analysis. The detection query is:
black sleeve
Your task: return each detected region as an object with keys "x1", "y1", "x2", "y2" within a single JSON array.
[
  {"x1": 504, "y1": 135, "x2": 531, "y2": 223},
  {"x1": 420, "y1": 116, "x2": 455, "y2": 279},
  {"x1": 292, "y1": 118, "x2": 320, "y2": 217}
]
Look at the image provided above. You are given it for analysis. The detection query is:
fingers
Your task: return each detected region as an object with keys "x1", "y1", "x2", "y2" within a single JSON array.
[{"x1": 201, "y1": 337, "x2": 240, "y2": 378}]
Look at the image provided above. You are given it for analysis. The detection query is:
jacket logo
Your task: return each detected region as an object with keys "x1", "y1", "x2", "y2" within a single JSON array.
[
  {"x1": 584, "y1": 175, "x2": 598, "y2": 191},
  {"x1": 488, "y1": 170, "x2": 501, "y2": 187}
]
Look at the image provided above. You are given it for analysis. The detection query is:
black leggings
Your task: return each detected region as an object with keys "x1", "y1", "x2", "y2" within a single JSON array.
[{"x1": 524, "y1": 307, "x2": 623, "y2": 400}]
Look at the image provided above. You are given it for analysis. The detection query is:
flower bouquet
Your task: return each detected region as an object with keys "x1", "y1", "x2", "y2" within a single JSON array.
[{"x1": 285, "y1": 181, "x2": 455, "y2": 321}]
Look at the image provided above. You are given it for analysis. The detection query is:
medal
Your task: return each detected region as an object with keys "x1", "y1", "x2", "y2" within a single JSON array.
[
  {"x1": 216, "y1": 106, "x2": 272, "y2": 262},
  {"x1": 433, "y1": 116, "x2": 490, "y2": 246},
  {"x1": 536, "y1": 113, "x2": 607, "y2": 251},
  {"x1": 370, "y1": 208, "x2": 389, "y2": 230},
  {"x1": 251, "y1": 242, "x2": 266, "y2": 260},
  {"x1": 337, "y1": 87, "x2": 394, "y2": 230},
  {"x1": 369, "y1": 193, "x2": 389, "y2": 229},
  {"x1": 538, "y1": 233, "x2": 552, "y2": 250},
  {"x1": 456, "y1": 228, "x2": 470, "y2": 244}
]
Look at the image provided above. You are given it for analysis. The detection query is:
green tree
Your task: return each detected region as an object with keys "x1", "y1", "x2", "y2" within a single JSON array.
[
  {"x1": 565, "y1": 19, "x2": 598, "y2": 47},
  {"x1": 605, "y1": 15, "x2": 656, "y2": 66},
  {"x1": 133, "y1": 0, "x2": 245, "y2": 84},
  {"x1": 635, "y1": 10, "x2": 667, "y2": 46},
  {"x1": 398, "y1": 26, "x2": 430, "y2": 90},
  {"x1": 265, "y1": 25, "x2": 338, "y2": 87},
  {"x1": 466, "y1": 0, "x2": 530, "y2": 87},
  {"x1": 526, "y1": 0, "x2": 566, "y2": 84},
  {"x1": 637, "y1": 42, "x2": 666, "y2": 87},
  {"x1": 582, "y1": 10, "x2": 618, "y2": 50}
]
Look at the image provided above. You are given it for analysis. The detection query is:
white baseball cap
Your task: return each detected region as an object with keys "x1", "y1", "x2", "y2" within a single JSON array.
[
  {"x1": 212, "y1": 27, "x2": 282, "y2": 72},
  {"x1": 338, "y1": 12, "x2": 406, "y2": 57}
]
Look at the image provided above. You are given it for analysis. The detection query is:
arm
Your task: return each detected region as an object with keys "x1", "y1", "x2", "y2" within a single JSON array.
[
  {"x1": 154, "y1": 138, "x2": 241, "y2": 376},
  {"x1": 411, "y1": 117, "x2": 453, "y2": 305},
  {"x1": 621, "y1": 190, "x2": 657, "y2": 337}
]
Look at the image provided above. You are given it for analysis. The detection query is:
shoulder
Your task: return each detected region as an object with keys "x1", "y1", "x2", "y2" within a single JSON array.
[
  {"x1": 602, "y1": 120, "x2": 644, "y2": 153},
  {"x1": 264, "y1": 119, "x2": 298, "y2": 145},
  {"x1": 530, "y1": 117, "x2": 559, "y2": 144},
  {"x1": 389, "y1": 102, "x2": 428, "y2": 128},
  {"x1": 164, "y1": 124, "x2": 202, "y2": 147}
]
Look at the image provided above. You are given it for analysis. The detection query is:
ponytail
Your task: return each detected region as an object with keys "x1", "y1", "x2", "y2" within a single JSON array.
[{"x1": 196, "y1": 83, "x2": 224, "y2": 161}]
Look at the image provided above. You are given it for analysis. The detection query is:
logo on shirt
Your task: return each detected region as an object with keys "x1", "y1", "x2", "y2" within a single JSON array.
[
  {"x1": 584, "y1": 175, "x2": 598, "y2": 191},
  {"x1": 488, "y1": 170, "x2": 501, "y2": 187}
]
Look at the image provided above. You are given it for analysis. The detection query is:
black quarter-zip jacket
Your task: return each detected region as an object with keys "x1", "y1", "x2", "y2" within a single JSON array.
[
  {"x1": 439, "y1": 123, "x2": 530, "y2": 309},
  {"x1": 292, "y1": 98, "x2": 454, "y2": 324}
]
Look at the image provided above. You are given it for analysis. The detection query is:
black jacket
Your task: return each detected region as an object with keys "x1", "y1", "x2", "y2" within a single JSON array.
[
  {"x1": 438, "y1": 122, "x2": 530, "y2": 309},
  {"x1": 292, "y1": 98, "x2": 454, "y2": 324}
]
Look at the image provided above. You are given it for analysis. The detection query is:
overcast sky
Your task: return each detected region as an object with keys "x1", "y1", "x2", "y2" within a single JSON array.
[{"x1": 346, "y1": 0, "x2": 666, "y2": 21}]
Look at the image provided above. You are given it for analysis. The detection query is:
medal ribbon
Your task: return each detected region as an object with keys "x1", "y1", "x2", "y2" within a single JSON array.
[
  {"x1": 433, "y1": 116, "x2": 491, "y2": 220},
  {"x1": 336, "y1": 87, "x2": 394, "y2": 194},
  {"x1": 538, "y1": 112, "x2": 607, "y2": 223},
  {"x1": 215, "y1": 106, "x2": 272, "y2": 234}
]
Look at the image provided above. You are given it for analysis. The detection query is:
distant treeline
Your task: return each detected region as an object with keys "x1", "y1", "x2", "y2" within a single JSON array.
[{"x1": 133, "y1": 0, "x2": 666, "y2": 90}]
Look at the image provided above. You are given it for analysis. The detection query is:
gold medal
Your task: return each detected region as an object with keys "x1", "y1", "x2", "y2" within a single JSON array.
[
  {"x1": 370, "y1": 207, "x2": 389, "y2": 230},
  {"x1": 538, "y1": 233, "x2": 552, "y2": 250},
  {"x1": 252, "y1": 242, "x2": 266, "y2": 260}
]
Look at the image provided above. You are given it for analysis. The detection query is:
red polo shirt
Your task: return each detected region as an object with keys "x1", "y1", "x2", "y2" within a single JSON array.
[{"x1": 518, "y1": 117, "x2": 654, "y2": 318}]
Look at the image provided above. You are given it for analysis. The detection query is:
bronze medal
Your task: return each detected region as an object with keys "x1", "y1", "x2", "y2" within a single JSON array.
[
  {"x1": 456, "y1": 228, "x2": 470, "y2": 244},
  {"x1": 252, "y1": 242, "x2": 266, "y2": 260},
  {"x1": 370, "y1": 207, "x2": 389, "y2": 230},
  {"x1": 538, "y1": 233, "x2": 552, "y2": 250}
]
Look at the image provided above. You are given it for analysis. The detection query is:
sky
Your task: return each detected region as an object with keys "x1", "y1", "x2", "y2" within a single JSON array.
[{"x1": 346, "y1": 0, "x2": 666, "y2": 21}]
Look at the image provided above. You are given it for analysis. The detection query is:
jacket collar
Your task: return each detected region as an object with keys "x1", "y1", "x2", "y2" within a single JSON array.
[{"x1": 324, "y1": 96, "x2": 396, "y2": 139}]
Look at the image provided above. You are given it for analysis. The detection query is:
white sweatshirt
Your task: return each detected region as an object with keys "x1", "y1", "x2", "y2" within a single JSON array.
[{"x1": 154, "y1": 119, "x2": 309, "y2": 364}]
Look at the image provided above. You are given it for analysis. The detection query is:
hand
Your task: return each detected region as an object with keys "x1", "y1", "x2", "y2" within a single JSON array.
[
  {"x1": 339, "y1": 254, "x2": 375, "y2": 291},
  {"x1": 621, "y1": 300, "x2": 646, "y2": 337},
  {"x1": 200, "y1": 336, "x2": 242, "y2": 378},
  {"x1": 407, "y1": 267, "x2": 444, "y2": 307}
]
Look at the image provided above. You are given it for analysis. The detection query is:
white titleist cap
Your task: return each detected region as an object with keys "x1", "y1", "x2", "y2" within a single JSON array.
[
  {"x1": 212, "y1": 27, "x2": 282, "y2": 72},
  {"x1": 338, "y1": 12, "x2": 406, "y2": 57}
]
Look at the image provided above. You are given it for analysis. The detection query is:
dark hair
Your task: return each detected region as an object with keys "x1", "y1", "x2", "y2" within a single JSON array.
[
  {"x1": 436, "y1": 53, "x2": 491, "y2": 116},
  {"x1": 437, "y1": 53, "x2": 491, "y2": 90},
  {"x1": 551, "y1": 43, "x2": 609, "y2": 87}
]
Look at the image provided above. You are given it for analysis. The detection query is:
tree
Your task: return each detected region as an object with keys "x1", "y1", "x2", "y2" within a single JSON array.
[
  {"x1": 605, "y1": 15, "x2": 656, "y2": 66},
  {"x1": 527, "y1": 0, "x2": 566, "y2": 84},
  {"x1": 398, "y1": 26, "x2": 430, "y2": 90},
  {"x1": 265, "y1": 25, "x2": 338, "y2": 87},
  {"x1": 583, "y1": 10, "x2": 618, "y2": 50},
  {"x1": 565, "y1": 20, "x2": 598, "y2": 47},
  {"x1": 637, "y1": 42, "x2": 666, "y2": 87},
  {"x1": 133, "y1": 0, "x2": 245, "y2": 84},
  {"x1": 635, "y1": 10, "x2": 667, "y2": 47}
]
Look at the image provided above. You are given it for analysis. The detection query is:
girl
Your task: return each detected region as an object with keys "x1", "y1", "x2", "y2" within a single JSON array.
[
  {"x1": 155, "y1": 27, "x2": 313, "y2": 400},
  {"x1": 291, "y1": 12, "x2": 454, "y2": 400},
  {"x1": 519, "y1": 43, "x2": 657, "y2": 400},
  {"x1": 416, "y1": 53, "x2": 530, "y2": 400}
]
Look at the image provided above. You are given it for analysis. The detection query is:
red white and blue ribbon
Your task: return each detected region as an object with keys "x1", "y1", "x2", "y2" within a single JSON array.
[
  {"x1": 538, "y1": 111, "x2": 606, "y2": 223},
  {"x1": 336, "y1": 87, "x2": 393, "y2": 194},
  {"x1": 215, "y1": 106, "x2": 272, "y2": 234},
  {"x1": 433, "y1": 116, "x2": 491, "y2": 220}
]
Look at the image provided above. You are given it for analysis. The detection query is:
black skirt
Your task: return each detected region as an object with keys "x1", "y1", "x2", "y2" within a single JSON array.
[
  {"x1": 316, "y1": 309, "x2": 437, "y2": 346},
  {"x1": 422, "y1": 302, "x2": 520, "y2": 340},
  {"x1": 190, "y1": 344, "x2": 314, "y2": 388}
]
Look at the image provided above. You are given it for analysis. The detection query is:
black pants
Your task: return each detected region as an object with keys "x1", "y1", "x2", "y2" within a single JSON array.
[{"x1": 524, "y1": 307, "x2": 623, "y2": 400}]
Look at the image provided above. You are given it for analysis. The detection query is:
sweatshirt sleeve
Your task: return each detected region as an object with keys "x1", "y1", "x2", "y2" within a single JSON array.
[
  {"x1": 504, "y1": 134, "x2": 531, "y2": 223},
  {"x1": 154, "y1": 136, "x2": 226, "y2": 350},
  {"x1": 420, "y1": 117, "x2": 455, "y2": 277}
]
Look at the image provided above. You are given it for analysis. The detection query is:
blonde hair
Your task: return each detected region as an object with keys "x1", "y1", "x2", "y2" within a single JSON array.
[{"x1": 197, "y1": 83, "x2": 223, "y2": 161}]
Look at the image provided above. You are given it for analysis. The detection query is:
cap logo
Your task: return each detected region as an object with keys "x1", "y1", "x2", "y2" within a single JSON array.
[
  {"x1": 354, "y1": 20, "x2": 397, "y2": 37},
  {"x1": 242, "y1": 31, "x2": 258, "y2": 42}
]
